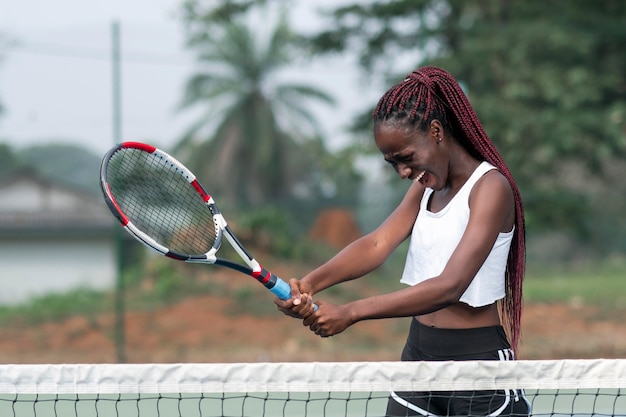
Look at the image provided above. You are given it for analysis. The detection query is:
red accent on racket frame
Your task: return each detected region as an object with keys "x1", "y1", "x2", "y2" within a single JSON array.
[
  {"x1": 165, "y1": 252, "x2": 188, "y2": 261},
  {"x1": 190, "y1": 179, "x2": 211, "y2": 202},
  {"x1": 122, "y1": 142, "x2": 157, "y2": 153},
  {"x1": 105, "y1": 184, "x2": 129, "y2": 226},
  {"x1": 252, "y1": 268, "x2": 272, "y2": 285}
]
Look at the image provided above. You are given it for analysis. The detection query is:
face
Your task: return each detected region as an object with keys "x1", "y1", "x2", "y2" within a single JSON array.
[{"x1": 374, "y1": 121, "x2": 446, "y2": 189}]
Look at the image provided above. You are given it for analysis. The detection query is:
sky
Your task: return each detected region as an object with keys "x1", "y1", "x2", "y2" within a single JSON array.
[{"x1": 0, "y1": 0, "x2": 380, "y2": 155}]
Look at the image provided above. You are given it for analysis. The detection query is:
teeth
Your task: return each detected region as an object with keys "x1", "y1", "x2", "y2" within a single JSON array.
[{"x1": 413, "y1": 171, "x2": 425, "y2": 183}]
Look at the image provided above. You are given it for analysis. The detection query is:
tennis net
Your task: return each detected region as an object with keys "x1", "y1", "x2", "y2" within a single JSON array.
[{"x1": 0, "y1": 359, "x2": 624, "y2": 416}]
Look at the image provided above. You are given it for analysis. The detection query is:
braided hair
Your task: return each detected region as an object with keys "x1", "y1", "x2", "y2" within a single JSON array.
[{"x1": 373, "y1": 66, "x2": 526, "y2": 353}]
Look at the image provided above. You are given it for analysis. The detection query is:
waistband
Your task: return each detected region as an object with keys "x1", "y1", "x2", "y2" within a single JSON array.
[{"x1": 404, "y1": 318, "x2": 511, "y2": 359}]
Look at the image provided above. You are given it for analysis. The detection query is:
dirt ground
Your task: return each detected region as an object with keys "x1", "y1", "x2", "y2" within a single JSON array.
[
  {"x1": 1, "y1": 292, "x2": 625, "y2": 364},
  {"x1": 2, "y1": 210, "x2": 625, "y2": 364}
]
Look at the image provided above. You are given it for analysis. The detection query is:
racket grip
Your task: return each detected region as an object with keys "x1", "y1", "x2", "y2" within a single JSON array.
[
  {"x1": 270, "y1": 277, "x2": 292, "y2": 300},
  {"x1": 270, "y1": 277, "x2": 319, "y2": 311}
]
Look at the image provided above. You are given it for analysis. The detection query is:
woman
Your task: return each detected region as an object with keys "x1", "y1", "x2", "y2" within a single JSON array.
[{"x1": 276, "y1": 66, "x2": 530, "y2": 416}]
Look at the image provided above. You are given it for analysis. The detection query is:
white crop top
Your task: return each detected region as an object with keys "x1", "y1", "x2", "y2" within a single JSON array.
[{"x1": 400, "y1": 161, "x2": 514, "y2": 307}]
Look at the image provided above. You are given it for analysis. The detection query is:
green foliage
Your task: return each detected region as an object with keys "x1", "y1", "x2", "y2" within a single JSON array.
[
  {"x1": 123, "y1": 259, "x2": 201, "y2": 305},
  {"x1": 150, "y1": 262, "x2": 187, "y2": 301},
  {"x1": 225, "y1": 285, "x2": 278, "y2": 316},
  {"x1": 180, "y1": 0, "x2": 288, "y2": 32},
  {"x1": 176, "y1": 1, "x2": 366, "y2": 244},
  {"x1": 303, "y1": 0, "x2": 626, "y2": 253},
  {"x1": 17, "y1": 144, "x2": 102, "y2": 195},
  {"x1": 231, "y1": 206, "x2": 342, "y2": 264},
  {"x1": 523, "y1": 188, "x2": 592, "y2": 239},
  {"x1": 176, "y1": 7, "x2": 355, "y2": 216},
  {"x1": 2, "y1": 254, "x2": 625, "y2": 326},
  {"x1": 0, "y1": 143, "x2": 102, "y2": 195},
  {"x1": 0, "y1": 288, "x2": 107, "y2": 325},
  {"x1": 0, "y1": 143, "x2": 20, "y2": 177},
  {"x1": 236, "y1": 206, "x2": 297, "y2": 258},
  {"x1": 182, "y1": 0, "x2": 261, "y2": 24}
]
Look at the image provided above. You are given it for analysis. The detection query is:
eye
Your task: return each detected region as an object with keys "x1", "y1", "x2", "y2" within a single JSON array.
[
  {"x1": 384, "y1": 153, "x2": 413, "y2": 172},
  {"x1": 393, "y1": 153, "x2": 414, "y2": 165},
  {"x1": 384, "y1": 159, "x2": 398, "y2": 170}
]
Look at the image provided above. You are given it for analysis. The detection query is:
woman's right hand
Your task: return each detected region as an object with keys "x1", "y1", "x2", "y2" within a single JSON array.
[{"x1": 274, "y1": 278, "x2": 316, "y2": 319}]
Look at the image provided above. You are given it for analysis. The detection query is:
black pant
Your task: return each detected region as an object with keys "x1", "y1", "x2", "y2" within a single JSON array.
[{"x1": 386, "y1": 318, "x2": 531, "y2": 416}]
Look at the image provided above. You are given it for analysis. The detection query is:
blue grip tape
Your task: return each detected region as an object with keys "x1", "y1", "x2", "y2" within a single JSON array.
[
  {"x1": 270, "y1": 278, "x2": 292, "y2": 300},
  {"x1": 270, "y1": 278, "x2": 319, "y2": 311}
]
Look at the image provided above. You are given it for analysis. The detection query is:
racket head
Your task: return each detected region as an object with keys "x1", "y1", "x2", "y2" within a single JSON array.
[{"x1": 100, "y1": 142, "x2": 221, "y2": 260}]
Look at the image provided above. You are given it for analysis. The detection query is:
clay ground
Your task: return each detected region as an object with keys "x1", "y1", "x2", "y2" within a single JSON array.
[
  {"x1": 1, "y1": 286, "x2": 625, "y2": 364},
  {"x1": 2, "y1": 205, "x2": 624, "y2": 363}
]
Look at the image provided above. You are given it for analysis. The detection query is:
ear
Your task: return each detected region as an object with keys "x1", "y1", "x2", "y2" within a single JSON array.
[{"x1": 428, "y1": 119, "x2": 444, "y2": 141}]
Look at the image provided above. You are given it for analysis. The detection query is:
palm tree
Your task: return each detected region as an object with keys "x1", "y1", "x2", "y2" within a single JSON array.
[{"x1": 176, "y1": 14, "x2": 336, "y2": 210}]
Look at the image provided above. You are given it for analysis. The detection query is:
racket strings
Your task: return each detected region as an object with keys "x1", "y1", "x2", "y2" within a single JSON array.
[{"x1": 106, "y1": 148, "x2": 218, "y2": 256}]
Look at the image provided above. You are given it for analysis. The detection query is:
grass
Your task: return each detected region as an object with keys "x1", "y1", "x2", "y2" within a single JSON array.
[
  {"x1": 0, "y1": 288, "x2": 109, "y2": 325},
  {"x1": 2, "y1": 256, "x2": 626, "y2": 326},
  {"x1": 524, "y1": 260, "x2": 626, "y2": 310}
]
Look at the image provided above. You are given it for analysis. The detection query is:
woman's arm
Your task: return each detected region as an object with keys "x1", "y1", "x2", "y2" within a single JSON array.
[
  {"x1": 276, "y1": 182, "x2": 424, "y2": 314},
  {"x1": 306, "y1": 170, "x2": 515, "y2": 336}
]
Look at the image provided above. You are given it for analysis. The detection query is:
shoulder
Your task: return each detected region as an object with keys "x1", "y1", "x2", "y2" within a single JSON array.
[
  {"x1": 376, "y1": 182, "x2": 425, "y2": 240},
  {"x1": 469, "y1": 168, "x2": 515, "y2": 231},
  {"x1": 392, "y1": 181, "x2": 426, "y2": 224},
  {"x1": 471, "y1": 167, "x2": 512, "y2": 200}
]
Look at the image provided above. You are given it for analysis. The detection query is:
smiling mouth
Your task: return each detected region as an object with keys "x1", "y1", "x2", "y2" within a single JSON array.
[{"x1": 412, "y1": 171, "x2": 426, "y2": 183}]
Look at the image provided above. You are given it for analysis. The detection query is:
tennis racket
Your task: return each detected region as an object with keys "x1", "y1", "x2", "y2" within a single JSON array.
[{"x1": 100, "y1": 141, "x2": 315, "y2": 308}]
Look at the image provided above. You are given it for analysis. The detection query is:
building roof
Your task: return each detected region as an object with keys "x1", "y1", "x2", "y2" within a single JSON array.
[{"x1": 0, "y1": 168, "x2": 116, "y2": 237}]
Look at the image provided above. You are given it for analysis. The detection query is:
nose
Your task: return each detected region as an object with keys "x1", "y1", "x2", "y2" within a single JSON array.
[{"x1": 397, "y1": 164, "x2": 412, "y2": 180}]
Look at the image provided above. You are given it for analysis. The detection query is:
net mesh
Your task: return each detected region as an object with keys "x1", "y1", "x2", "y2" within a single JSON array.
[
  {"x1": 105, "y1": 147, "x2": 217, "y2": 255},
  {"x1": 1, "y1": 360, "x2": 624, "y2": 417}
]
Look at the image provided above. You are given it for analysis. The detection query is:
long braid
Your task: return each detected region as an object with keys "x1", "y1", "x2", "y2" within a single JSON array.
[{"x1": 373, "y1": 66, "x2": 526, "y2": 354}]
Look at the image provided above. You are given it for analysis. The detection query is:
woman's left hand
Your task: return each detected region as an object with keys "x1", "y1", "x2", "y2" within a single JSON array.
[{"x1": 303, "y1": 301, "x2": 353, "y2": 338}]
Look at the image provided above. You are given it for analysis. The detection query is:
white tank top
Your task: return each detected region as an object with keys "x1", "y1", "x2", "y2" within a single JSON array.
[{"x1": 400, "y1": 161, "x2": 513, "y2": 307}]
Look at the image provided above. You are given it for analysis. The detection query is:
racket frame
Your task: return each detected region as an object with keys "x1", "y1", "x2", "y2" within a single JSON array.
[{"x1": 100, "y1": 142, "x2": 292, "y2": 300}]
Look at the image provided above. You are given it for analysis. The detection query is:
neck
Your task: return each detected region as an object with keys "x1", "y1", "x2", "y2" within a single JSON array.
[{"x1": 445, "y1": 141, "x2": 481, "y2": 190}]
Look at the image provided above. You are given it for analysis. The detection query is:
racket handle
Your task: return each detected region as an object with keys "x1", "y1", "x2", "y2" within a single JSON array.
[
  {"x1": 270, "y1": 277, "x2": 319, "y2": 311},
  {"x1": 269, "y1": 276, "x2": 291, "y2": 299}
]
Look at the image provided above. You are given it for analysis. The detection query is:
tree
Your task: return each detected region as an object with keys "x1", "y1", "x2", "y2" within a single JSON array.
[
  {"x1": 17, "y1": 144, "x2": 101, "y2": 195},
  {"x1": 0, "y1": 32, "x2": 7, "y2": 119},
  {"x1": 305, "y1": 1, "x2": 626, "y2": 251},
  {"x1": 175, "y1": 5, "x2": 356, "y2": 214},
  {"x1": 0, "y1": 144, "x2": 18, "y2": 177}
]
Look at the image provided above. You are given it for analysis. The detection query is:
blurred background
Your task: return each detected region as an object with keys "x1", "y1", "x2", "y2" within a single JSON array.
[{"x1": 0, "y1": 0, "x2": 625, "y2": 364}]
